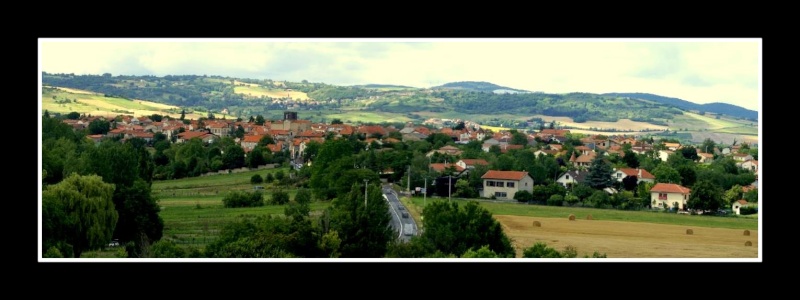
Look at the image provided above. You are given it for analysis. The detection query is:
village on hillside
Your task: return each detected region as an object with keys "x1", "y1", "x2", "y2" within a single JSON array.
[{"x1": 56, "y1": 110, "x2": 759, "y2": 216}]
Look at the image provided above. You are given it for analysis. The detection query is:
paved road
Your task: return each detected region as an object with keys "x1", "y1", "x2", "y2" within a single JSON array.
[{"x1": 382, "y1": 185, "x2": 418, "y2": 242}]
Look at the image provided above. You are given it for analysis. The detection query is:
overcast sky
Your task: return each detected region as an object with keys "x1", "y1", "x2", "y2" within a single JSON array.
[{"x1": 39, "y1": 38, "x2": 761, "y2": 111}]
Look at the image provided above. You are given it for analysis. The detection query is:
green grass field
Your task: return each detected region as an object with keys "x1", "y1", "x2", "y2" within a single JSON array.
[
  {"x1": 403, "y1": 196, "x2": 758, "y2": 230},
  {"x1": 81, "y1": 168, "x2": 758, "y2": 257},
  {"x1": 671, "y1": 112, "x2": 757, "y2": 134},
  {"x1": 152, "y1": 167, "x2": 322, "y2": 248},
  {"x1": 323, "y1": 110, "x2": 414, "y2": 123}
]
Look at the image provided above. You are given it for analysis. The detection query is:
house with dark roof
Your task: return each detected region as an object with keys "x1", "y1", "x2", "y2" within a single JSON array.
[
  {"x1": 556, "y1": 170, "x2": 587, "y2": 188},
  {"x1": 612, "y1": 168, "x2": 655, "y2": 184},
  {"x1": 650, "y1": 183, "x2": 691, "y2": 210},
  {"x1": 481, "y1": 170, "x2": 534, "y2": 200}
]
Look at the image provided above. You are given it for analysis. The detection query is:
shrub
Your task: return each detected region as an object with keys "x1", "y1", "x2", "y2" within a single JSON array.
[
  {"x1": 547, "y1": 194, "x2": 564, "y2": 206},
  {"x1": 222, "y1": 191, "x2": 264, "y2": 208},
  {"x1": 270, "y1": 189, "x2": 290, "y2": 205},
  {"x1": 514, "y1": 190, "x2": 533, "y2": 202},
  {"x1": 739, "y1": 206, "x2": 758, "y2": 215},
  {"x1": 251, "y1": 174, "x2": 263, "y2": 184}
]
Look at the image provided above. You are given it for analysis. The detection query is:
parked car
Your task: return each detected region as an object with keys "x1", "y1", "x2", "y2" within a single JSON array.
[{"x1": 107, "y1": 240, "x2": 120, "y2": 247}]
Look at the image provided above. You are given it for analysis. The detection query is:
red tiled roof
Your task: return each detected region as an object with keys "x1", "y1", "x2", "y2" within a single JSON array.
[
  {"x1": 737, "y1": 199, "x2": 749, "y2": 205},
  {"x1": 481, "y1": 170, "x2": 529, "y2": 181},
  {"x1": 540, "y1": 129, "x2": 569, "y2": 136},
  {"x1": 242, "y1": 135, "x2": 264, "y2": 143},
  {"x1": 650, "y1": 183, "x2": 691, "y2": 194},
  {"x1": 459, "y1": 159, "x2": 489, "y2": 166},
  {"x1": 177, "y1": 131, "x2": 208, "y2": 140},
  {"x1": 430, "y1": 163, "x2": 465, "y2": 173}
]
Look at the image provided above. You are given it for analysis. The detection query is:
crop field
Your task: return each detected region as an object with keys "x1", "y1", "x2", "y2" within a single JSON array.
[
  {"x1": 404, "y1": 197, "x2": 759, "y2": 259},
  {"x1": 41, "y1": 86, "x2": 207, "y2": 119},
  {"x1": 497, "y1": 215, "x2": 758, "y2": 258},
  {"x1": 233, "y1": 84, "x2": 310, "y2": 100}
]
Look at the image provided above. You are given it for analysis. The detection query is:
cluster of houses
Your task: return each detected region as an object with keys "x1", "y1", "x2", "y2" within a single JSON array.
[{"x1": 62, "y1": 111, "x2": 757, "y2": 215}]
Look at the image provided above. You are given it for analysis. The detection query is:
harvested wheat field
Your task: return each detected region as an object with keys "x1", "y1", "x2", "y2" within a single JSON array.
[{"x1": 496, "y1": 215, "x2": 759, "y2": 259}]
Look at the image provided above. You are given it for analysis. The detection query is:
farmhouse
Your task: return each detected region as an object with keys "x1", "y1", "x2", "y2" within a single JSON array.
[
  {"x1": 481, "y1": 170, "x2": 534, "y2": 200},
  {"x1": 650, "y1": 183, "x2": 691, "y2": 210}
]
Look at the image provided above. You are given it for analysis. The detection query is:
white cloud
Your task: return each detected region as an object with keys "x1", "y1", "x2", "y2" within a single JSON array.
[{"x1": 39, "y1": 38, "x2": 761, "y2": 111}]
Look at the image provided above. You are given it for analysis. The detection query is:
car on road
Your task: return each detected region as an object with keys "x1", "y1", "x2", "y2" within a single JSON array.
[
  {"x1": 401, "y1": 212, "x2": 409, "y2": 218},
  {"x1": 398, "y1": 206, "x2": 405, "y2": 211}
]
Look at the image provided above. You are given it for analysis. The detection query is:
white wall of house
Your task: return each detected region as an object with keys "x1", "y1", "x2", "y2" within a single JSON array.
[
  {"x1": 483, "y1": 176, "x2": 533, "y2": 199},
  {"x1": 732, "y1": 202, "x2": 744, "y2": 215},
  {"x1": 557, "y1": 173, "x2": 579, "y2": 188},
  {"x1": 651, "y1": 191, "x2": 689, "y2": 210}
]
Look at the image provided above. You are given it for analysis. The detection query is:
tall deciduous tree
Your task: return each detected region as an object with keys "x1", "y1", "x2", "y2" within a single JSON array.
[
  {"x1": 653, "y1": 164, "x2": 681, "y2": 184},
  {"x1": 417, "y1": 200, "x2": 515, "y2": 258},
  {"x1": 622, "y1": 149, "x2": 639, "y2": 168},
  {"x1": 42, "y1": 173, "x2": 118, "y2": 258},
  {"x1": 687, "y1": 179, "x2": 725, "y2": 212},
  {"x1": 322, "y1": 183, "x2": 393, "y2": 258}
]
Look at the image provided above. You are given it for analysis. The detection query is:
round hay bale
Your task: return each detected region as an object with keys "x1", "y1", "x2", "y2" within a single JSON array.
[
  {"x1": 586, "y1": 214, "x2": 593, "y2": 220},
  {"x1": 532, "y1": 221, "x2": 541, "y2": 227},
  {"x1": 568, "y1": 214, "x2": 576, "y2": 221},
  {"x1": 686, "y1": 229, "x2": 694, "y2": 235},
  {"x1": 745, "y1": 241, "x2": 753, "y2": 246},
  {"x1": 743, "y1": 230, "x2": 751, "y2": 236}
]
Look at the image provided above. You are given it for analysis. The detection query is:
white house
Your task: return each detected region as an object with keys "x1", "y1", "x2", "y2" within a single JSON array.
[
  {"x1": 732, "y1": 200, "x2": 749, "y2": 215},
  {"x1": 556, "y1": 170, "x2": 587, "y2": 188},
  {"x1": 658, "y1": 150, "x2": 674, "y2": 162},
  {"x1": 481, "y1": 170, "x2": 534, "y2": 200},
  {"x1": 650, "y1": 183, "x2": 691, "y2": 210},
  {"x1": 741, "y1": 160, "x2": 758, "y2": 173}
]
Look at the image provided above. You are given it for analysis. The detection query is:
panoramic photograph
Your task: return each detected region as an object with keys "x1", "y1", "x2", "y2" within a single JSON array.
[{"x1": 38, "y1": 38, "x2": 761, "y2": 262}]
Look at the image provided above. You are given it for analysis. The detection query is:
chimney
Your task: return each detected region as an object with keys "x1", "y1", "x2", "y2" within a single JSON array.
[{"x1": 638, "y1": 168, "x2": 642, "y2": 177}]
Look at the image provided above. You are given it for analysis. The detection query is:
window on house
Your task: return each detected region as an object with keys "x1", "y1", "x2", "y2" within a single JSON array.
[
  {"x1": 507, "y1": 182, "x2": 515, "y2": 188},
  {"x1": 495, "y1": 192, "x2": 507, "y2": 198},
  {"x1": 486, "y1": 181, "x2": 495, "y2": 187},
  {"x1": 659, "y1": 193, "x2": 667, "y2": 200},
  {"x1": 617, "y1": 173, "x2": 622, "y2": 178}
]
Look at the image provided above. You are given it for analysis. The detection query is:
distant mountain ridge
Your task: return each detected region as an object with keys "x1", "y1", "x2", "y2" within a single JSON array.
[
  {"x1": 603, "y1": 92, "x2": 757, "y2": 121},
  {"x1": 432, "y1": 81, "x2": 531, "y2": 94}
]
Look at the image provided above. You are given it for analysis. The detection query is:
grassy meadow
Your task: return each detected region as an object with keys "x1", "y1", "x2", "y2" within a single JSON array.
[
  {"x1": 42, "y1": 86, "x2": 208, "y2": 119},
  {"x1": 81, "y1": 169, "x2": 759, "y2": 258},
  {"x1": 152, "y1": 167, "x2": 326, "y2": 248}
]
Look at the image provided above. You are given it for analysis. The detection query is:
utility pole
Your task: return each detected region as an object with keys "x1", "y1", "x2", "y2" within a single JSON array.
[
  {"x1": 449, "y1": 175, "x2": 452, "y2": 202},
  {"x1": 364, "y1": 179, "x2": 369, "y2": 207},
  {"x1": 407, "y1": 165, "x2": 411, "y2": 195},
  {"x1": 424, "y1": 177, "x2": 427, "y2": 208}
]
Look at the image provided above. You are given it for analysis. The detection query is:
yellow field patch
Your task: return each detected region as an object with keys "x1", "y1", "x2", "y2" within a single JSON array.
[
  {"x1": 496, "y1": 215, "x2": 758, "y2": 259},
  {"x1": 50, "y1": 86, "x2": 97, "y2": 95},
  {"x1": 530, "y1": 115, "x2": 669, "y2": 131}
]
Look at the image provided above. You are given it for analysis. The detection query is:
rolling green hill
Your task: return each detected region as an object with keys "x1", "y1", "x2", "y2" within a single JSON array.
[{"x1": 40, "y1": 73, "x2": 757, "y2": 137}]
